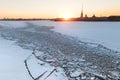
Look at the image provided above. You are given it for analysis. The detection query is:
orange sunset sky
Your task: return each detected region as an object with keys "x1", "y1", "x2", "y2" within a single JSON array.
[{"x1": 0, "y1": 0, "x2": 120, "y2": 19}]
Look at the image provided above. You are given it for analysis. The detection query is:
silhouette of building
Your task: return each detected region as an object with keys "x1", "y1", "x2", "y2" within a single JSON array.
[
  {"x1": 92, "y1": 14, "x2": 96, "y2": 18},
  {"x1": 85, "y1": 14, "x2": 88, "y2": 18},
  {"x1": 80, "y1": 5, "x2": 83, "y2": 18}
]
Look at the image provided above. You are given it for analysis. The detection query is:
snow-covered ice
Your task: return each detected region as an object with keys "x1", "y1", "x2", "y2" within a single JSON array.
[
  {"x1": 0, "y1": 37, "x2": 32, "y2": 80},
  {"x1": 0, "y1": 36, "x2": 68, "y2": 80},
  {"x1": 0, "y1": 21, "x2": 120, "y2": 80},
  {"x1": 0, "y1": 21, "x2": 27, "y2": 28},
  {"x1": 30, "y1": 21, "x2": 120, "y2": 51},
  {"x1": 1, "y1": 21, "x2": 120, "y2": 51},
  {"x1": 0, "y1": 23, "x2": 68, "y2": 80}
]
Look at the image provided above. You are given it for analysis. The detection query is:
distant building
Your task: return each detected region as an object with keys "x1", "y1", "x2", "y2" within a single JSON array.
[
  {"x1": 85, "y1": 14, "x2": 88, "y2": 18},
  {"x1": 92, "y1": 14, "x2": 96, "y2": 18},
  {"x1": 80, "y1": 5, "x2": 83, "y2": 18},
  {"x1": 108, "y1": 16, "x2": 120, "y2": 21}
]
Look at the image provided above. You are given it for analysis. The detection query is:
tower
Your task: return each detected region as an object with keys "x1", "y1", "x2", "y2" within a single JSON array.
[{"x1": 80, "y1": 5, "x2": 83, "y2": 18}]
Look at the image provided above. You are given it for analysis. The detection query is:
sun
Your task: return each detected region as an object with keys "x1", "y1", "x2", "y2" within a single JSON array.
[
  {"x1": 60, "y1": 14, "x2": 72, "y2": 20},
  {"x1": 63, "y1": 15, "x2": 71, "y2": 20}
]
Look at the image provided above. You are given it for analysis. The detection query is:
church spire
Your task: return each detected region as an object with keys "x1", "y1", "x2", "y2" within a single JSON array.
[{"x1": 81, "y1": 4, "x2": 83, "y2": 18}]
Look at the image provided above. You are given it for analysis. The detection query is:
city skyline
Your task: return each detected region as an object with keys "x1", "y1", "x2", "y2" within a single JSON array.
[{"x1": 0, "y1": 0, "x2": 120, "y2": 19}]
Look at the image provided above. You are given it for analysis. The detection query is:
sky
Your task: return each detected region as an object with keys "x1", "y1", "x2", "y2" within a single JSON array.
[{"x1": 0, "y1": 0, "x2": 120, "y2": 18}]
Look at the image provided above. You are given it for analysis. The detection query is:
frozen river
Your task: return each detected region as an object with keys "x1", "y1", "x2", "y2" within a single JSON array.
[
  {"x1": 30, "y1": 21, "x2": 120, "y2": 51},
  {"x1": 0, "y1": 21, "x2": 120, "y2": 80},
  {"x1": 0, "y1": 21, "x2": 120, "y2": 51}
]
